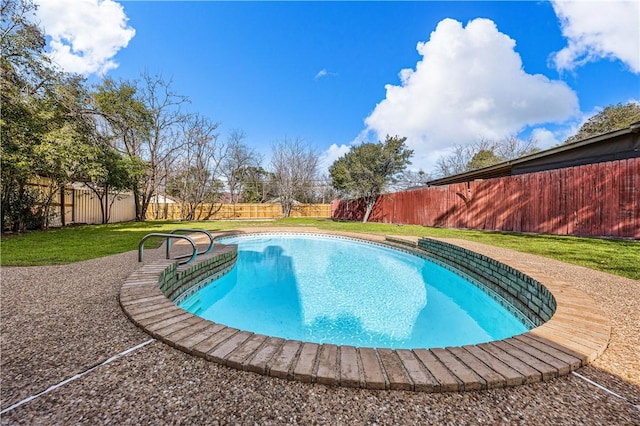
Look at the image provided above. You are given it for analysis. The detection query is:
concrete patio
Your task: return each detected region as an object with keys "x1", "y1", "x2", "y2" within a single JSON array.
[{"x1": 1, "y1": 231, "x2": 638, "y2": 424}]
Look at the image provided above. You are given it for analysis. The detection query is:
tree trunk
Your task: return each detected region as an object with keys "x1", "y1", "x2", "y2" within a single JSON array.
[
  {"x1": 362, "y1": 201, "x2": 374, "y2": 223},
  {"x1": 282, "y1": 200, "x2": 292, "y2": 218},
  {"x1": 101, "y1": 189, "x2": 108, "y2": 224},
  {"x1": 133, "y1": 190, "x2": 143, "y2": 221}
]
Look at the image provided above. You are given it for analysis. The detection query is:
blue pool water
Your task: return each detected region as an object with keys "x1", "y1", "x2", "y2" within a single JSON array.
[{"x1": 179, "y1": 234, "x2": 529, "y2": 349}]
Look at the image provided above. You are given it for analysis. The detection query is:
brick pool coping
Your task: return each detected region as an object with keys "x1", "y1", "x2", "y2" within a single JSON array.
[{"x1": 119, "y1": 230, "x2": 611, "y2": 392}]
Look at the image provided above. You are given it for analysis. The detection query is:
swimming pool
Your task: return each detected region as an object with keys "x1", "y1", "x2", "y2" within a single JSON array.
[
  {"x1": 179, "y1": 234, "x2": 530, "y2": 349},
  {"x1": 122, "y1": 229, "x2": 608, "y2": 391}
]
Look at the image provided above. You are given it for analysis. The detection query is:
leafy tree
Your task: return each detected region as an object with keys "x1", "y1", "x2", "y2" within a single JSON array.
[
  {"x1": 93, "y1": 73, "x2": 189, "y2": 221},
  {"x1": 329, "y1": 135, "x2": 413, "y2": 223},
  {"x1": 92, "y1": 78, "x2": 151, "y2": 158},
  {"x1": 270, "y1": 138, "x2": 319, "y2": 218},
  {"x1": 33, "y1": 77, "x2": 109, "y2": 224},
  {"x1": 92, "y1": 78, "x2": 152, "y2": 221},
  {"x1": 466, "y1": 149, "x2": 503, "y2": 170},
  {"x1": 82, "y1": 146, "x2": 145, "y2": 224},
  {"x1": 1, "y1": 0, "x2": 51, "y2": 230},
  {"x1": 239, "y1": 166, "x2": 274, "y2": 203},
  {"x1": 1, "y1": 0, "x2": 106, "y2": 230},
  {"x1": 564, "y1": 102, "x2": 640, "y2": 144}
]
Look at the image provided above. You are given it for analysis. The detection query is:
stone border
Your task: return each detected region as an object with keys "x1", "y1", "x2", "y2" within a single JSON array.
[
  {"x1": 415, "y1": 238, "x2": 554, "y2": 328},
  {"x1": 120, "y1": 230, "x2": 611, "y2": 392}
]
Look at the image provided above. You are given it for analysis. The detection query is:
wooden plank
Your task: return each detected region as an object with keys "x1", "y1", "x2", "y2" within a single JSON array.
[
  {"x1": 587, "y1": 163, "x2": 597, "y2": 236},
  {"x1": 541, "y1": 172, "x2": 550, "y2": 233},
  {"x1": 577, "y1": 164, "x2": 587, "y2": 236},
  {"x1": 577, "y1": 164, "x2": 587, "y2": 235},
  {"x1": 632, "y1": 158, "x2": 640, "y2": 239},
  {"x1": 617, "y1": 159, "x2": 629, "y2": 237},
  {"x1": 595, "y1": 162, "x2": 607, "y2": 236},
  {"x1": 553, "y1": 169, "x2": 563, "y2": 233},
  {"x1": 598, "y1": 161, "x2": 617, "y2": 236},
  {"x1": 565, "y1": 166, "x2": 575, "y2": 235},
  {"x1": 514, "y1": 177, "x2": 523, "y2": 233},
  {"x1": 504, "y1": 179, "x2": 522, "y2": 231},
  {"x1": 558, "y1": 167, "x2": 567, "y2": 234},
  {"x1": 617, "y1": 159, "x2": 627, "y2": 236},
  {"x1": 521, "y1": 174, "x2": 531, "y2": 232}
]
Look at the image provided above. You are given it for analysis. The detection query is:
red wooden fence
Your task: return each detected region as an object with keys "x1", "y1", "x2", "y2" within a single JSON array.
[{"x1": 331, "y1": 157, "x2": 640, "y2": 239}]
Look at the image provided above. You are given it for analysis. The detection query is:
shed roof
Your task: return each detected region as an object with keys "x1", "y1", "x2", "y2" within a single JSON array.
[{"x1": 426, "y1": 122, "x2": 640, "y2": 186}]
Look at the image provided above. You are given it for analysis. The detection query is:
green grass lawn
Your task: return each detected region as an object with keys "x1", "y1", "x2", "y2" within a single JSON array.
[{"x1": 1, "y1": 218, "x2": 638, "y2": 280}]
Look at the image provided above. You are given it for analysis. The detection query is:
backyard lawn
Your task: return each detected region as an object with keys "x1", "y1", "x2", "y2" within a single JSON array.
[{"x1": 1, "y1": 218, "x2": 638, "y2": 280}]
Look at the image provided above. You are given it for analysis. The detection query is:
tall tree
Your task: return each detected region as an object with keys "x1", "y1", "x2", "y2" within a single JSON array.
[
  {"x1": 434, "y1": 144, "x2": 473, "y2": 178},
  {"x1": 493, "y1": 135, "x2": 538, "y2": 161},
  {"x1": 137, "y1": 72, "x2": 189, "y2": 221},
  {"x1": 1, "y1": 0, "x2": 50, "y2": 230},
  {"x1": 166, "y1": 114, "x2": 224, "y2": 220},
  {"x1": 313, "y1": 174, "x2": 339, "y2": 204},
  {"x1": 564, "y1": 102, "x2": 640, "y2": 144},
  {"x1": 395, "y1": 169, "x2": 431, "y2": 191},
  {"x1": 92, "y1": 78, "x2": 151, "y2": 158},
  {"x1": 93, "y1": 72, "x2": 189, "y2": 221},
  {"x1": 220, "y1": 130, "x2": 260, "y2": 203},
  {"x1": 270, "y1": 138, "x2": 319, "y2": 218},
  {"x1": 466, "y1": 149, "x2": 503, "y2": 171},
  {"x1": 239, "y1": 166, "x2": 273, "y2": 203},
  {"x1": 1, "y1": 0, "x2": 104, "y2": 230},
  {"x1": 435, "y1": 136, "x2": 539, "y2": 178},
  {"x1": 92, "y1": 78, "x2": 152, "y2": 220},
  {"x1": 329, "y1": 135, "x2": 413, "y2": 223},
  {"x1": 81, "y1": 145, "x2": 144, "y2": 224}
]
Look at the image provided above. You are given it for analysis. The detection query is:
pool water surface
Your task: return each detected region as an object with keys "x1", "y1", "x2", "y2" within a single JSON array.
[{"x1": 179, "y1": 234, "x2": 529, "y2": 349}]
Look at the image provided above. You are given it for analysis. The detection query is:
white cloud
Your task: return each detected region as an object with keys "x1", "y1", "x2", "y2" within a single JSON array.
[
  {"x1": 315, "y1": 69, "x2": 328, "y2": 80},
  {"x1": 530, "y1": 128, "x2": 561, "y2": 149},
  {"x1": 364, "y1": 18, "x2": 579, "y2": 172},
  {"x1": 319, "y1": 143, "x2": 350, "y2": 172},
  {"x1": 36, "y1": 0, "x2": 135, "y2": 76},
  {"x1": 313, "y1": 68, "x2": 338, "y2": 80},
  {"x1": 551, "y1": 0, "x2": 640, "y2": 73},
  {"x1": 314, "y1": 68, "x2": 338, "y2": 80}
]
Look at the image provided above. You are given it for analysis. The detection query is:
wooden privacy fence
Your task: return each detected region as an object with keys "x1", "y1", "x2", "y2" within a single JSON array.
[
  {"x1": 26, "y1": 178, "x2": 136, "y2": 227},
  {"x1": 26, "y1": 176, "x2": 330, "y2": 226},
  {"x1": 332, "y1": 157, "x2": 639, "y2": 239},
  {"x1": 147, "y1": 202, "x2": 332, "y2": 220},
  {"x1": 51, "y1": 189, "x2": 136, "y2": 226}
]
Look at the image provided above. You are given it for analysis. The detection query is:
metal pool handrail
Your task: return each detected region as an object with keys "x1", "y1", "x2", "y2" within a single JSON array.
[
  {"x1": 168, "y1": 228, "x2": 215, "y2": 260},
  {"x1": 138, "y1": 233, "x2": 197, "y2": 265}
]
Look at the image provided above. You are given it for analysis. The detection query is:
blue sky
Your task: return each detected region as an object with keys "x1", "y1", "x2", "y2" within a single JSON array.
[{"x1": 36, "y1": 1, "x2": 639, "y2": 174}]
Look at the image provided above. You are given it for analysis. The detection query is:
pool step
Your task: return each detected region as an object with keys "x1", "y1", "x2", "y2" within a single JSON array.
[{"x1": 182, "y1": 298, "x2": 202, "y2": 315}]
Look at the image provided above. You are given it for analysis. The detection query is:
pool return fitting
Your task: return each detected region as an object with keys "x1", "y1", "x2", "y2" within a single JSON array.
[{"x1": 138, "y1": 228, "x2": 215, "y2": 265}]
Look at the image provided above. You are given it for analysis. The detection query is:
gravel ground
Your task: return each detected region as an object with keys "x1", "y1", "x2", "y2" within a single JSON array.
[{"x1": 1, "y1": 236, "x2": 639, "y2": 425}]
